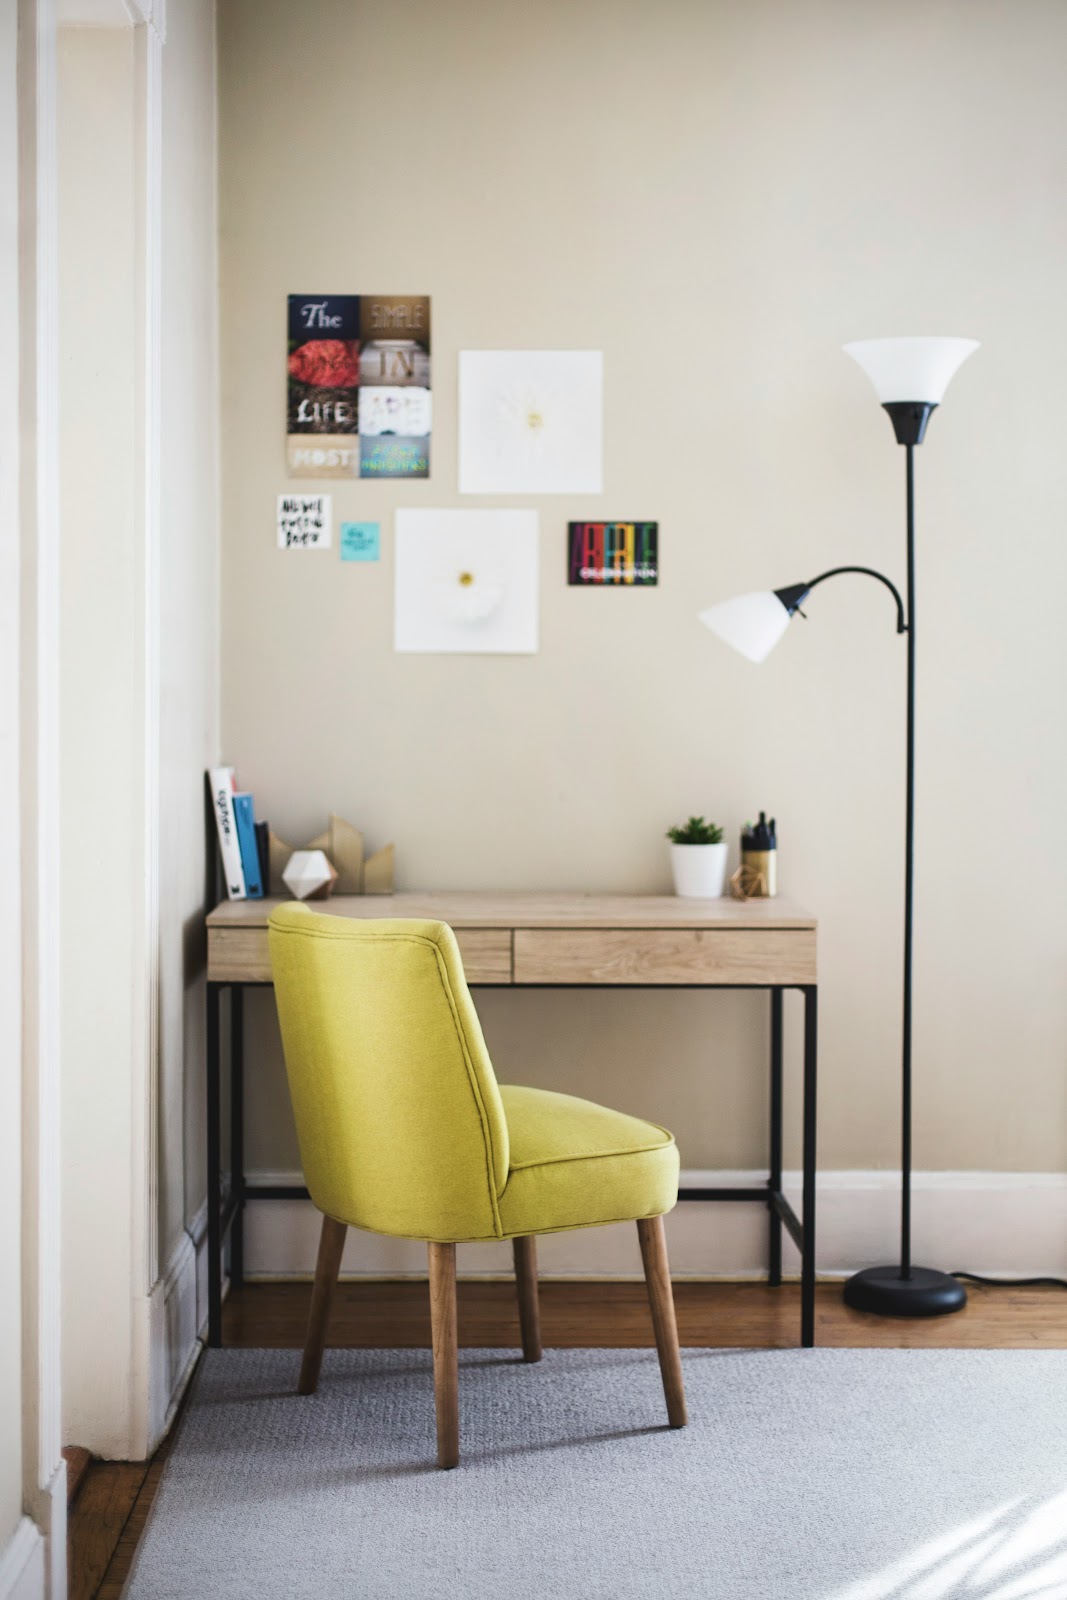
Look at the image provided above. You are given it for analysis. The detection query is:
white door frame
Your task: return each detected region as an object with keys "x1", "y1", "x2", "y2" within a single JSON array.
[
  {"x1": 17, "y1": 0, "x2": 64, "y2": 1593},
  {"x1": 7, "y1": 0, "x2": 166, "y2": 1590},
  {"x1": 52, "y1": 0, "x2": 167, "y2": 1463},
  {"x1": 129, "y1": 0, "x2": 166, "y2": 1457}
]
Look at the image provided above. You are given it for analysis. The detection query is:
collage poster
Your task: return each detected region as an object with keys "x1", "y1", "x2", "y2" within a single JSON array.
[
  {"x1": 287, "y1": 294, "x2": 431, "y2": 479},
  {"x1": 567, "y1": 522, "x2": 658, "y2": 586}
]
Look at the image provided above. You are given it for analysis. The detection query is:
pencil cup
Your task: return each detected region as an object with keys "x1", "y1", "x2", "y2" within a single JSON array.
[
  {"x1": 739, "y1": 847, "x2": 776, "y2": 897},
  {"x1": 738, "y1": 811, "x2": 777, "y2": 898}
]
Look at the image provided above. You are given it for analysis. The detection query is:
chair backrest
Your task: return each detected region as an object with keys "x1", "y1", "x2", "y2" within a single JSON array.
[{"x1": 268, "y1": 904, "x2": 509, "y2": 1242}]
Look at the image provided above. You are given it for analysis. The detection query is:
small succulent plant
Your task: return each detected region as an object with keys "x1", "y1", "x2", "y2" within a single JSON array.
[{"x1": 666, "y1": 816, "x2": 725, "y2": 845}]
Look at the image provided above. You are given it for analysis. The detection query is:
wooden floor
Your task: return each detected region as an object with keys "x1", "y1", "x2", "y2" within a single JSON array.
[
  {"x1": 69, "y1": 1278, "x2": 1067, "y2": 1599},
  {"x1": 221, "y1": 1276, "x2": 1067, "y2": 1350}
]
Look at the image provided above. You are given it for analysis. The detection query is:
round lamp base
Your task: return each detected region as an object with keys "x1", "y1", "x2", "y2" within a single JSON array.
[{"x1": 843, "y1": 1265, "x2": 967, "y2": 1318}]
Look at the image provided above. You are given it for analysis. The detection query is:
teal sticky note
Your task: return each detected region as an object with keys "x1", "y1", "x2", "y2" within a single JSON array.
[{"x1": 340, "y1": 521, "x2": 380, "y2": 562}]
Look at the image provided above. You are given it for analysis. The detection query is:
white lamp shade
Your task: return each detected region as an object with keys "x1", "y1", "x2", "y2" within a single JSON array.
[
  {"x1": 843, "y1": 337, "x2": 979, "y2": 405},
  {"x1": 698, "y1": 591, "x2": 792, "y2": 664}
]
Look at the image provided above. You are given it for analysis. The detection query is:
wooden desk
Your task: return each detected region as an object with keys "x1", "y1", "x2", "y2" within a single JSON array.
[{"x1": 205, "y1": 893, "x2": 818, "y2": 1346}]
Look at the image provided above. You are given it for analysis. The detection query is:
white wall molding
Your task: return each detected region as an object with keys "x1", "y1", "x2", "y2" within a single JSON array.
[
  {"x1": 123, "y1": 0, "x2": 165, "y2": 40},
  {"x1": 128, "y1": 0, "x2": 164, "y2": 1461},
  {"x1": 58, "y1": 2, "x2": 165, "y2": 41},
  {"x1": 17, "y1": 0, "x2": 65, "y2": 1590},
  {"x1": 0, "y1": 1519, "x2": 45, "y2": 1600},
  {"x1": 1, "y1": 0, "x2": 25, "y2": 1575},
  {"x1": 188, "y1": 1198, "x2": 211, "y2": 1346},
  {"x1": 0, "y1": 1473, "x2": 61, "y2": 1600},
  {"x1": 145, "y1": 1201, "x2": 208, "y2": 1450},
  {"x1": 55, "y1": 0, "x2": 168, "y2": 1466},
  {"x1": 239, "y1": 1168, "x2": 1067, "y2": 1283}
]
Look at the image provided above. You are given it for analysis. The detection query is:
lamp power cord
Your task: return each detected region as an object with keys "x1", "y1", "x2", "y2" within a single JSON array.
[{"x1": 951, "y1": 1271, "x2": 1067, "y2": 1291}]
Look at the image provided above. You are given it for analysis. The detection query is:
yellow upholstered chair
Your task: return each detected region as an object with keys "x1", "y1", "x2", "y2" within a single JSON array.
[{"x1": 268, "y1": 903, "x2": 687, "y2": 1468}]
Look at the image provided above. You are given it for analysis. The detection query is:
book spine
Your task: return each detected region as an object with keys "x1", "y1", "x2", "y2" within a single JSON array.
[
  {"x1": 208, "y1": 766, "x2": 247, "y2": 900},
  {"x1": 233, "y1": 793, "x2": 263, "y2": 898},
  {"x1": 254, "y1": 820, "x2": 270, "y2": 897}
]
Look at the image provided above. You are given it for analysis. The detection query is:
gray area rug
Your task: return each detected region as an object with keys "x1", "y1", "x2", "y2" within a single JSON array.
[{"x1": 125, "y1": 1347, "x2": 1067, "y2": 1599}]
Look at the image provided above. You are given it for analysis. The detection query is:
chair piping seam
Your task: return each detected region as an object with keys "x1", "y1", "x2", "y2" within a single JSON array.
[
  {"x1": 507, "y1": 1141, "x2": 675, "y2": 1173},
  {"x1": 427, "y1": 938, "x2": 505, "y2": 1238}
]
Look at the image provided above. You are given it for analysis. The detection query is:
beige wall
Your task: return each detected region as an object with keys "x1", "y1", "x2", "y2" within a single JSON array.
[
  {"x1": 1, "y1": 0, "x2": 24, "y2": 1554},
  {"x1": 218, "y1": 0, "x2": 1067, "y2": 1186}
]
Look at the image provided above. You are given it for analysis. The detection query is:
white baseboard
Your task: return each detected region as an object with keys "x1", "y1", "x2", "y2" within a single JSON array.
[
  {"x1": 0, "y1": 1520, "x2": 45, "y2": 1600},
  {"x1": 146, "y1": 1199, "x2": 210, "y2": 1451},
  {"x1": 240, "y1": 1168, "x2": 1067, "y2": 1281},
  {"x1": 21, "y1": 1463, "x2": 65, "y2": 1600}
]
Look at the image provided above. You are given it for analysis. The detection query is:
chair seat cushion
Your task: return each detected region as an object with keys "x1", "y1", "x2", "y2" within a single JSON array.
[{"x1": 496, "y1": 1084, "x2": 679, "y2": 1239}]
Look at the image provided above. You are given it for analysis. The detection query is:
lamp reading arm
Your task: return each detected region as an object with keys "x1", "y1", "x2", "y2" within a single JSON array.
[{"x1": 775, "y1": 566, "x2": 907, "y2": 634}]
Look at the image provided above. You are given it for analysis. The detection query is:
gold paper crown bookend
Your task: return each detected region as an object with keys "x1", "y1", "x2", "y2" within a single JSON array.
[{"x1": 269, "y1": 813, "x2": 395, "y2": 896}]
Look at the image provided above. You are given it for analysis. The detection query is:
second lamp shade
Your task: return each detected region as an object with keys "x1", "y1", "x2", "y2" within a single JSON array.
[{"x1": 697, "y1": 590, "x2": 793, "y2": 664}]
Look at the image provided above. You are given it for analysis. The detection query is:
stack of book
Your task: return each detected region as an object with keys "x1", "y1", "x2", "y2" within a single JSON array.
[{"x1": 208, "y1": 766, "x2": 269, "y2": 899}]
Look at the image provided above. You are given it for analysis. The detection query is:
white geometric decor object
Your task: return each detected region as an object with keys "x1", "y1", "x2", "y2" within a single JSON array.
[
  {"x1": 282, "y1": 849, "x2": 338, "y2": 901},
  {"x1": 394, "y1": 508, "x2": 539, "y2": 654},
  {"x1": 458, "y1": 350, "x2": 603, "y2": 494}
]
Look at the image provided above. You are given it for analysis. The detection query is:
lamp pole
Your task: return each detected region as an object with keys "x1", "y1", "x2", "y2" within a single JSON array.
[
  {"x1": 901, "y1": 443, "x2": 916, "y2": 1281},
  {"x1": 840, "y1": 410, "x2": 966, "y2": 1316},
  {"x1": 700, "y1": 336, "x2": 978, "y2": 1316},
  {"x1": 768, "y1": 446, "x2": 966, "y2": 1314}
]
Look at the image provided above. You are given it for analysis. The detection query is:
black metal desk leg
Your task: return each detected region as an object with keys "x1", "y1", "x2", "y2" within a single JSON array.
[
  {"x1": 768, "y1": 987, "x2": 784, "y2": 1286},
  {"x1": 229, "y1": 986, "x2": 245, "y2": 1287},
  {"x1": 207, "y1": 980, "x2": 222, "y2": 1347},
  {"x1": 801, "y1": 985, "x2": 818, "y2": 1348}
]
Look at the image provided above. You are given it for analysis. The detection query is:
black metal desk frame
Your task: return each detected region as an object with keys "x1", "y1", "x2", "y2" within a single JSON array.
[{"x1": 206, "y1": 979, "x2": 818, "y2": 1349}]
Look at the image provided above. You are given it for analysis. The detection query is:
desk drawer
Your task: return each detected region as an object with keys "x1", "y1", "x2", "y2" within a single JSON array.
[
  {"x1": 208, "y1": 924, "x2": 513, "y2": 985},
  {"x1": 453, "y1": 929, "x2": 513, "y2": 984},
  {"x1": 512, "y1": 928, "x2": 815, "y2": 986}
]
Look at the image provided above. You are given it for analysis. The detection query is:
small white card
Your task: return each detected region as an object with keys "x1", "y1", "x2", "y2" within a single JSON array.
[{"x1": 277, "y1": 493, "x2": 332, "y2": 549}]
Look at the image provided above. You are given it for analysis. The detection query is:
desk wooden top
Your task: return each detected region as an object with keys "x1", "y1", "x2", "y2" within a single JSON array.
[{"x1": 207, "y1": 891, "x2": 816, "y2": 931}]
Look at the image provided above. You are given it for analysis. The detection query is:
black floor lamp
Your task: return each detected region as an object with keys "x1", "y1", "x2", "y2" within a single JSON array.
[{"x1": 698, "y1": 336, "x2": 979, "y2": 1317}]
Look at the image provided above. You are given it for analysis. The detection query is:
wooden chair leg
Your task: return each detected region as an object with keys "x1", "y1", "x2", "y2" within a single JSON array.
[
  {"x1": 637, "y1": 1215, "x2": 688, "y2": 1429},
  {"x1": 428, "y1": 1242, "x2": 459, "y2": 1469},
  {"x1": 298, "y1": 1215, "x2": 347, "y2": 1395},
  {"x1": 512, "y1": 1236, "x2": 543, "y2": 1362}
]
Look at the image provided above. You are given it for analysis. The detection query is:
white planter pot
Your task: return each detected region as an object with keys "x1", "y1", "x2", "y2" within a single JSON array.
[{"x1": 669, "y1": 841, "x2": 728, "y2": 898}]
